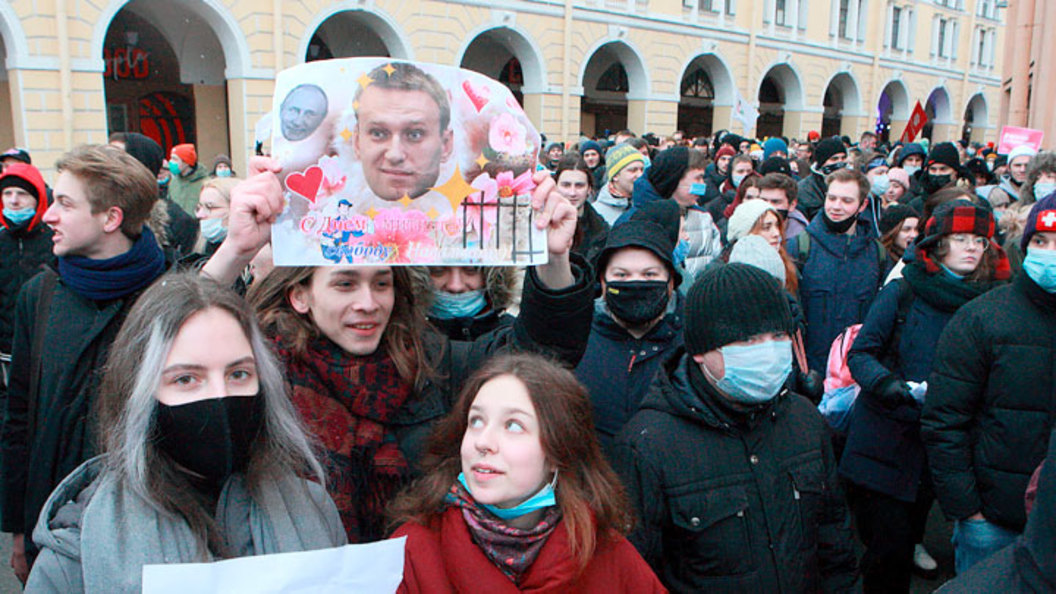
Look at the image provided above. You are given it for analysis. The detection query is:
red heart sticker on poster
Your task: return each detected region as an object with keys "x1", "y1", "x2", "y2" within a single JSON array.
[
  {"x1": 285, "y1": 166, "x2": 324, "y2": 203},
  {"x1": 462, "y1": 79, "x2": 491, "y2": 112}
]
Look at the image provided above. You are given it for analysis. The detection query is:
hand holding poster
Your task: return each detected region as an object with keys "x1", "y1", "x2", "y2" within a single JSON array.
[{"x1": 269, "y1": 59, "x2": 547, "y2": 266}]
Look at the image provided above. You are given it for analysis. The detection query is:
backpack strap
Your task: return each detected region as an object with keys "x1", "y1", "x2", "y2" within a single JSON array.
[
  {"x1": 27, "y1": 268, "x2": 58, "y2": 439},
  {"x1": 791, "y1": 232, "x2": 811, "y2": 272},
  {"x1": 879, "y1": 278, "x2": 914, "y2": 373}
]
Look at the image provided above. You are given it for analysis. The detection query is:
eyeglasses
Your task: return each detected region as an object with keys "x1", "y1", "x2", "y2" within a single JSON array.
[{"x1": 948, "y1": 234, "x2": 990, "y2": 251}]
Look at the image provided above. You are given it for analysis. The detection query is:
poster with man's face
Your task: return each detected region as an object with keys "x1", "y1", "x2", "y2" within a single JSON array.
[{"x1": 270, "y1": 58, "x2": 546, "y2": 266}]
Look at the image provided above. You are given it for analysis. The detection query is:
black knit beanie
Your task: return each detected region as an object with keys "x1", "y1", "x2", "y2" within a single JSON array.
[
  {"x1": 926, "y1": 142, "x2": 960, "y2": 171},
  {"x1": 878, "y1": 204, "x2": 920, "y2": 236},
  {"x1": 684, "y1": 263, "x2": 793, "y2": 355},
  {"x1": 814, "y1": 137, "x2": 847, "y2": 166},
  {"x1": 758, "y1": 156, "x2": 792, "y2": 176},
  {"x1": 0, "y1": 174, "x2": 39, "y2": 203},
  {"x1": 646, "y1": 146, "x2": 690, "y2": 198}
]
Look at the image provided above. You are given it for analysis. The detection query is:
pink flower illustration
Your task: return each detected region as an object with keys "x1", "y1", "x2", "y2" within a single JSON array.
[
  {"x1": 465, "y1": 170, "x2": 535, "y2": 240},
  {"x1": 362, "y1": 208, "x2": 435, "y2": 263},
  {"x1": 488, "y1": 113, "x2": 528, "y2": 155}
]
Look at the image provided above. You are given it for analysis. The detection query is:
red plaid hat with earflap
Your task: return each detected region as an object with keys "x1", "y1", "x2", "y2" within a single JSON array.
[{"x1": 916, "y1": 200, "x2": 1010, "y2": 280}]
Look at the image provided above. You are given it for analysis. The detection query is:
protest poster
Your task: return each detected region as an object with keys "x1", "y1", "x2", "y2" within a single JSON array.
[
  {"x1": 997, "y1": 125, "x2": 1044, "y2": 155},
  {"x1": 269, "y1": 58, "x2": 547, "y2": 266},
  {"x1": 142, "y1": 537, "x2": 405, "y2": 594}
]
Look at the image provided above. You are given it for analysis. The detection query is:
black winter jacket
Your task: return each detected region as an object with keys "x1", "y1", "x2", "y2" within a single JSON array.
[
  {"x1": 0, "y1": 223, "x2": 53, "y2": 354},
  {"x1": 796, "y1": 172, "x2": 827, "y2": 220},
  {"x1": 615, "y1": 350, "x2": 858, "y2": 593},
  {"x1": 922, "y1": 273, "x2": 1056, "y2": 531}
]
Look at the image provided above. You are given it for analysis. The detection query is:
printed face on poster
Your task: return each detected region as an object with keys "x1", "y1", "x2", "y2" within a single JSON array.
[{"x1": 269, "y1": 58, "x2": 547, "y2": 266}]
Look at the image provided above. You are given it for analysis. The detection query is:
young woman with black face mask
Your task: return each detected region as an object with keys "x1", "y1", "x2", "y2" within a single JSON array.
[{"x1": 26, "y1": 273, "x2": 345, "y2": 591}]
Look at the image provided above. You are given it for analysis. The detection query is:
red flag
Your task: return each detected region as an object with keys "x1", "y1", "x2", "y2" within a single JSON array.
[{"x1": 900, "y1": 101, "x2": 928, "y2": 143}]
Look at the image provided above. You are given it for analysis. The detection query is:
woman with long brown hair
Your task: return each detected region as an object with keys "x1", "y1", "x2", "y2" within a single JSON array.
[{"x1": 389, "y1": 353, "x2": 665, "y2": 592}]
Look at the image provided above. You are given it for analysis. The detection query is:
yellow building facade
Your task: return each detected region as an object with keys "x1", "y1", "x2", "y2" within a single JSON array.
[{"x1": 0, "y1": 0, "x2": 1005, "y2": 178}]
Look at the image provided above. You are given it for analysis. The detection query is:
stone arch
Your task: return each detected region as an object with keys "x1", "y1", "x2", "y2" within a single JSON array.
[
  {"x1": 963, "y1": 92, "x2": 989, "y2": 143},
  {"x1": 676, "y1": 51, "x2": 736, "y2": 137},
  {"x1": 0, "y1": 3, "x2": 29, "y2": 70},
  {"x1": 821, "y1": 70, "x2": 863, "y2": 138},
  {"x1": 924, "y1": 85, "x2": 953, "y2": 141},
  {"x1": 457, "y1": 24, "x2": 547, "y2": 95},
  {"x1": 877, "y1": 78, "x2": 910, "y2": 142},
  {"x1": 298, "y1": 6, "x2": 413, "y2": 62},
  {"x1": 757, "y1": 62, "x2": 804, "y2": 138},
  {"x1": 579, "y1": 38, "x2": 650, "y2": 136}
]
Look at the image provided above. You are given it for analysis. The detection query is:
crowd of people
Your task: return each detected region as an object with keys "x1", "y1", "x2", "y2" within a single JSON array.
[{"x1": 0, "y1": 121, "x2": 1052, "y2": 593}]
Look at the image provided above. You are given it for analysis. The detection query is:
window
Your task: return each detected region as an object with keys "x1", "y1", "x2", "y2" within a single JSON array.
[
  {"x1": 839, "y1": 0, "x2": 850, "y2": 39},
  {"x1": 938, "y1": 18, "x2": 947, "y2": 55},
  {"x1": 891, "y1": 7, "x2": 902, "y2": 49},
  {"x1": 775, "y1": 0, "x2": 787, "y2": 25},
  {"x1": 686, "y1": 0, "x2": 734, "y2": 15}
]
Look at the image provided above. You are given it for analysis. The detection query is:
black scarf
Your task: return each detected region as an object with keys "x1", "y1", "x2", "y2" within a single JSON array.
[{"x1": 901, "y1": 258, "x2": 997, "y2": 313}]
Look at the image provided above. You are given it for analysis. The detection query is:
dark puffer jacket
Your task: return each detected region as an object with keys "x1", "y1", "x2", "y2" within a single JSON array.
[
  {"x1": 788, "y1": 216, "x2": 883, "y2": 372},
  {"x1": 0, "y1": 163, "x2": 53, "y2": 353},
  {"x1": 796, "y1": 172, "x2": 827, "y2": 220},
  {"x1": 614, "y1": 351, "x2": 858, "y2": 593},
  {"x1": 922, "y1": 273, "x2": 1056, "y2": 532}
]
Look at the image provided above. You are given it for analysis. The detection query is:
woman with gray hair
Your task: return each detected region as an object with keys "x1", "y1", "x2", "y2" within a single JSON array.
[{"x1": 26, "y1": 272, "x2": 345, "y2": 592}]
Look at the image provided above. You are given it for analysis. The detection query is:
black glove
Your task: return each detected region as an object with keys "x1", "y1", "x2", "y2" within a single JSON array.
[
  {"x1": 797, "y1": 369, "x2": 824, "y2": 404},
  {"x1": 873, "y1": 376, "x2": 915, "y2": 409}
]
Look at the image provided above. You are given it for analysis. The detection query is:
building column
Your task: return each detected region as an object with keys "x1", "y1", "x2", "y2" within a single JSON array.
[
  {"x1": 627, "y1": 99, "x2": 648, "y2": 137},
  {"x1": 194, "y1": 84, "x2": 230, "y2": 165},
  {"x1": 712, "y1": 104, "x2": 733, "y2": 135},
  {"x1": 930, "y1": 122, "x2": 956, "y2": 143},
  {"x1": 796, "y1": 108, "x2": 824, "y2": 139}
]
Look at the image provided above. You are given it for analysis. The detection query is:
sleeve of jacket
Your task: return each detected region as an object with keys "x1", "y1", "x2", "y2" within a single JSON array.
[
  {"x1": 612, "y1": 429, "x2": 667, "y2": 573},
  {"x1": 0, "y1": 276, "x2": 38, "y2": 533},
  {"x1": 24, "y1": 547, "x2": 83, "y2": 593},
  {"x1": 920, "y1": 305, "x2": 988, "y2": 521},
  {"x1": 817, "y1": 423, "x2": 860, "y2": 593},
  {"x1": 847, "y1": 280, "x2": 903, "y2": 395}
]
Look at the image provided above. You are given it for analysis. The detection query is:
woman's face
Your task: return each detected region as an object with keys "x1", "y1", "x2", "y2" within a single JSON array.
[
  {"x1": 895, "y1": 217, "x2": 919, "y2": 251},
  {"x1": 195, "y1": 187, "x2": 230, "y2": 224},
  {"x1": 460, "y1": 375, "x2": 550, "y2": 510},
  {"x1": 752, "y1": 210, "x2": 783, "y2": 249},
  {"x1": 941, "y1": 233, "x2": 988, "y2": 275},
  {"x1": 883, "y1": 183, "x2": 906, "y2": 206},
  {"x1": 156, "y1": 308, "x2": 259, "y2": 405},
  {"x1": 743, "y1": 185, "x2": 761, "y2": 201},
  {"x1": 556, "y1": 169, "x2": 591, "y2": 211}
]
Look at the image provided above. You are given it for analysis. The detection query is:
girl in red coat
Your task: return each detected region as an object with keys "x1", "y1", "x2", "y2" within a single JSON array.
[{"x1": 389, "y1": 353, "x2": 665, "y2": 593}]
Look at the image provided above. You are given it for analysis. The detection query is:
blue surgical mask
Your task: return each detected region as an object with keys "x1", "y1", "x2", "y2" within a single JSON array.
[
  {"x1": 993, "y1": 209, "x2": 1003, "y2": 223},
  {"x1": 689, "y1": 182, "x2": 709, "y2": 197},
  {"x1": 158, "y1": 177, "x2": 170, "y2": 187},
  {"x1": 200, "y1": 217, "x2": 227, "y2": 243},
  {"x1": 904, "y1": 164, "x2": 921, "y2": 177},
  {"x1": 430, "y1": 289, "x2": 487, "y2": 320},
  {"x1": 215, "y1": 169, "x2": 233, "y2": 178},
  {"x1": 673, "y1": 239, "x2": 690, "y2": 266},
  {"x1": 458, "y1": 471, "x2": 558, "y2": 520},
  {"x1": 168, "y1": 161, "x2": 182, "y2": 176},
  {"x1": 870, "y1": 174, "x2": 890, "y2": 197},
  {"x1": 1034, "y1": 182, "x2": 1056, "y2": 202},
  {"x1": 1023, "y1": 247, "x2": 1056, "y2": 293},
  {"x1": 732, "y1": 174, "x2": 746, "y2": 189},
  {"x1": 703, "y1": 339, "x2": 792, "y2": 404},
  {"x1": 642, "y1": 156, "x2": 652, "y2": 169},
  {"x1": 4, "y1": 207, "x2": 35, "y2": 226}
]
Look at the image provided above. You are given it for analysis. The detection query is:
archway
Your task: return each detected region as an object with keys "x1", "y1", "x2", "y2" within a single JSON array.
[
  {"x1": 877, "y1": 79, "x2": 909, "y2": 143},
  {"x1": 101, "y1": 1, "x2": 230, "y2": 163},
  {"x1": 459, "y1": 26, "x2": 546, "y2": 109},
  {"x1": 677, "y1": 54, "x2": 735, "y2": 138},
  {"x1": 757, "y1": 64, "x2": 803, "y2": 138},
  {"x1": 963, "y1": 93, "x2": 988, "y2": 143},
  {"x1": 822, "y1": 72, "x2": 862, "y2": 139},
  {"x1": 923, "y1": 86, "x2": 952, "y2": 141},
  {"x1": 580, "y1": 41, "x2": 648, "y2": 137},
  {"x1": 305, "y1": 10, "x2": 411, "y2": 61}
]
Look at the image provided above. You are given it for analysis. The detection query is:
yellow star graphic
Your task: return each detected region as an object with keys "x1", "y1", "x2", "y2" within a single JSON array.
[
  {"x1": 475, "y1": 153, "x2": 489, "y2": 169},
  {"x1": 398, "y1": 194, "x2": 413, "y2": 208},
  {"x1": 365, "y1": 207, "x2": 379, "y2": 219},
  {"x1": 352, "y1": 100, "x2": 359, "y2": 111},
  {"x1": 430, "y1": 166, "x2": 479, "y2": 213},
  {"x1": 426, "y1": 208, "x2": 439, "y2": 220},
  {"x1": 357, "y1": 73, "x2": 374, "y2": 89},
  {"x1": 382, "y1": 63, "x2": 396, "y2": 76},
  {"x1": 339, "y1": 128, "x2": 354, "y2": 142}
]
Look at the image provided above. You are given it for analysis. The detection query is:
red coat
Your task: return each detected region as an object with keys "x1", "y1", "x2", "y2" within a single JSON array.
[{"x1": 393, "y1": 508, "x2": 666, "y2": 593}]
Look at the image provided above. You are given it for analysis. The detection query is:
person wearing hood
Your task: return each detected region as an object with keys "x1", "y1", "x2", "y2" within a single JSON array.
[
  {"x1": 579, "y1": 139, "x2": 607, "y2": 192},
  {"x1": 574, "y1": 217, "x2": 684, "y2": 459},
  {"x1": 797, "y1": 136, "x2": 848, "y2": 220},
  {"x1": 988, "y1": 145, "x2": 1036, "y2": 206},
  {"x1": 922, "y1": 194, "x2": 1056, "y2": 575},
  {"x1": 116, "y1": 133, "x2": 199, "y2": 259},
  {"x1": 593, "y1": 143, "x2": 645, "y2": 226},
  {"x1": 167, "y1": 143, "x2": 210, "y2": 216},
  {"x1": 896, "y1": 142, "x2": 927, "y2": 199},
  {"x1": 788, "y1": 167, "x2": 886, "y2": 371},
  {"x1": 860, "y1": 154, "x2": 889, "y2": 238},
  {"x1": 25, "y1": 273, "x2": 346, "y2": 591},
  {"x1": 704, "y1": 144, "x2": 735, "y2": 191},
  {"x1": 614, "y1": 262, "x2": 857, "y2": 592},
  {"x1": 544, "y1": 142, "x2": 564, "y2": 170},
  {"x1": 843, "y1": 201, "x2": 1009, "y2": 593},
  {"x1": 211, "y1": 154, "x2": 235, "y2": 178},
  {"x1": 0, "y1": 163, "x2": 54, "y2": 376}
]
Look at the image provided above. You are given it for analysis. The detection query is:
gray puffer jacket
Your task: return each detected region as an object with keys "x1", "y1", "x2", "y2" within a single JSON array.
[{"x1": 27, "y1": 456, "x2": 346, "y2": 593}]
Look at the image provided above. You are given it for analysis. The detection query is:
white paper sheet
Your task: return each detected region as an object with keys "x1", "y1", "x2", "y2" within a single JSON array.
[{"x1": 142, "y1": 537, "x2": 405, "y2": 594}]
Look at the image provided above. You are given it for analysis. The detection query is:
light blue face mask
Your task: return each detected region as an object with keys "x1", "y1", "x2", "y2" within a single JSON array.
[
  {"x1": 1023, "y1": 246, "x2": 1056, "y2": 293},
  {"x1": 673, "y1": 239, "x2": 690, "y2": 266},
  {"x1": 430, "y1": 289, "x2": 487, "y2": 320},
  {"x1": 158, "y1": 177, "x2": 170, "y2": 187},
  {"x1": 215, "y1": 169, "x2": 233, "y2": 178},
  {"x1": 200, "y1": 217, "x2": 227, "y2": 243},
  {"x1": 1034, "y1": 182, "x2": 1056, "y2": 202},
  {"x1": 167, "y1": 161, "x2": 182, "y2": 177},
  {"x1": 703, "y1": 339, "x2": 792, "y2": 404},
  {"x1": 870, "y1": 174, "x2": 890, "y2": 197},
  {"x1": 689, "y1": 182, "x2": 709, "y2": 197},
  {"x1": 904, "y1": 165, "x2": 921, "y2": 177},
  {"x1": 732, "y1": 174, "x2": 746, "y2": 189},
  {"x1": 458, "y1": 471, "x2": 558, "y2": 520},
  {"x1": 4, "y1": 207, "x2": 35, "y2": 226},
  {"x1": 642, "y1": 156, "x2": 652, "y2": 169}
]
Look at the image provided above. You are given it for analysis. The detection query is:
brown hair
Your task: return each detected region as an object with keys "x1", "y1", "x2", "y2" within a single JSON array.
[
  {"x1": 247, "y1": 266, "x2": 434, "y2": 387},
  {"x1": 388, "y1": 353, "x2": 632, "y2": 573},
  {"x1": 757, "y1": 172, "x2": 798, "y2": 204},
  {"x1": 687, "y1": 148, "x2": 709, "y2": 171},
  {"x1": 927, "y1": 235, "x2": 1001, "y2": 283},
  {"x1": 879, "y1": 218, "x2": 918, "y2": 260},
  {"x1": 922, "y1": 186, "x2": 978, "y2": 223},
  {"x1": 56, "y1": 144, "x2": 158, "y2": 237},
  {"x1": 825, "y1": 167, "x2": 870, "y2": 204},
  {"x1": 748, "y1": 210, "x2": 799, "y2": 294}
]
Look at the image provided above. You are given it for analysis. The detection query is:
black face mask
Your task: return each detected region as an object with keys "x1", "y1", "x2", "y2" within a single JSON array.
[
  {"x1": 920, "y1": 172, "x2": 953, "y2": 195},
  {"x1": 819, "y1": 161, "x2": 847, "y2": 176},
  {"x1": 155, "y1": 393, "x2": 264, "y2": 485},
  {"x1": 604, "y1": 280, "x2": 670, "y2": 325},
  {"x1": 821, "y1": 209, "x2": 858, "y2": 234}
]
